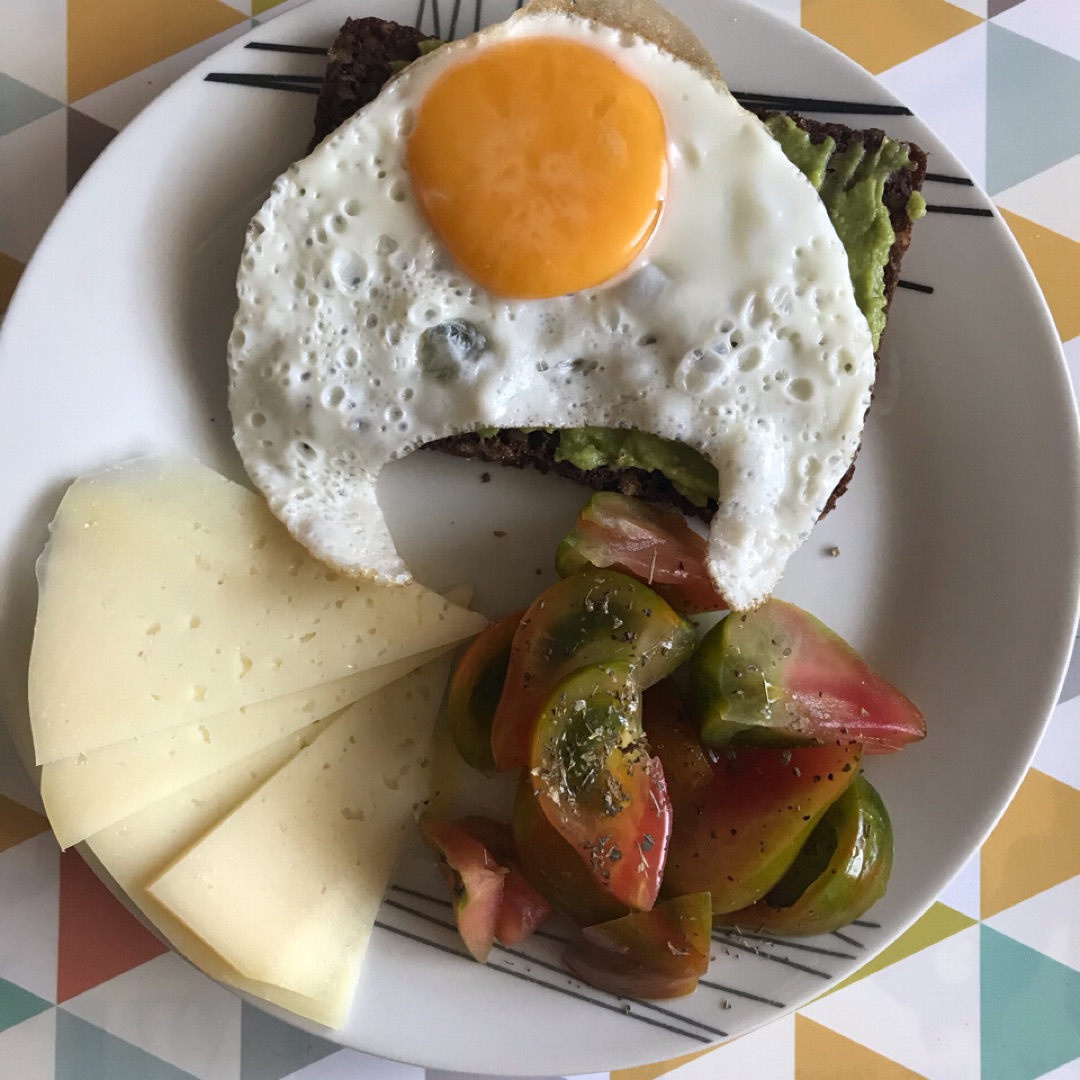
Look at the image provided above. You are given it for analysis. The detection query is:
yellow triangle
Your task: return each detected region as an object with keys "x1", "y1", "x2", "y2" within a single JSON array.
[
  {"x1": 802, "y1": 0, "x2": 982, "y2": 75},
  {"x1": 611, "y1": 1044, "x2": 718, "y2": 1080},
  {"x1": 998, "y1": 208, "x2": 1080, "y2": 343},
  {"x1": 68, "y1": 0, "x2": 246, "y2": 101},
  {"x1": 0, "y1": 794, "x2": 50, "y2": 853},
  {"x1": 981, "y1": 767, "x2": 1080, "y2": 919},
  {"x1": 253, "y1": 0, "x2": 289, "y2": 14},
  {"x1": 818, "y1": 902, "x2": 975, "y2": 998},
  {"x1": 0, "y1": 252, "x2": 25, "y2": 318},
  {"x1": 796, "y1": 1016, "x2": 926, "y2": 1079}
]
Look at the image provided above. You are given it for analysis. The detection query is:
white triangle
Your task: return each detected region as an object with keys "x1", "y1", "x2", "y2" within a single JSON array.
[
  {"x1": 936, "y1": 849, "x2": 981, "y2": 922},
  {"x1": 878, "y1": 23, "x2": 988, "y2": 187},
  {"x1": 993, "y1": 0, "x2": 1080, "y2": 62},
  {"x1": 995, "y1": 154, "x2": 1080, "y2": 242},
  {"x1": 72, "y1": 20, "x2": 251, "y2": 131},
  {"x1": 0, "y1": 1007, "x2": 57, "y2": 1080},
  {"x1": 658, "y1": 1014, "x2": 795, "y2": 1079},
  {"x1": 985, "y1": 873, "x2": 1080, "y2": 972},
  {"x1": 0, "y1": 833, "x2": 59, "y2": 1003},
  {"x1": 62, "y1": 951, "x2": 241, "y2": 1080},
  {"x1": 0, "y1": 0, "x2": 67, "y2": 100},
  {"x1": 0, "y1": 109, "x2": 68, "y2": 264},
  {"x1": 800, "y1": 925, "x2": 981, "y2": 1078},
  {"x1": 946, "y1": 0, "x2": 988, "y2": 16},
  {"x1": 294, "y1": 1050, "x2": 424, "y2": 1080},
  {"x1": 1035, "y1": 693, "x2": 1080, "y2": 788}
]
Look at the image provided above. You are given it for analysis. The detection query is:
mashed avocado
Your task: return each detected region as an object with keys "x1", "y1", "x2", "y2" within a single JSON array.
[{"x1": 552, "y1": 116, "x2": 918, "y2": 505}]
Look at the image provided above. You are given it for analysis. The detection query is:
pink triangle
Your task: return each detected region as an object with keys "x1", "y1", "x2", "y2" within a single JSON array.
[{"x1": 56, "y1": 851, "x2": 167, "y2": 1003}]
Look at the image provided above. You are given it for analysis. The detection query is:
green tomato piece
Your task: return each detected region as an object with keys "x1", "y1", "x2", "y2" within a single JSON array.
[{"x1": 716, "y1": 774, "x2": 893, "y2": 935}]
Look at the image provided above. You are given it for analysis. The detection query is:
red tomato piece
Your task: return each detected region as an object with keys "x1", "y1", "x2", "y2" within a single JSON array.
[
  {"x1": 419, "y1": 814, "x2": 506, "y2": 962},
  {"x1": 555, "y1": 492, "x2": 729, "y2": 613}
]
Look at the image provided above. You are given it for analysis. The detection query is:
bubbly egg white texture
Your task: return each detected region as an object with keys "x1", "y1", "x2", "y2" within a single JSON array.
[{"x1": 228, "y1": 10, "x2": 876, "y2": 612}]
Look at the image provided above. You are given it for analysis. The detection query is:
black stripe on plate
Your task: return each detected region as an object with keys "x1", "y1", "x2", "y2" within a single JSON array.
[
  {"x1": 383, "y1": 898, "x2": 727, "y2": 1039},
  {"x1": 244, "y1": 41, "x2": 328, "y2": 55},
  {"x1": 853, "y1": 919, "x2": 881, "y2": 929},
  {"x1": 925, "y1": 204, "x2": 994, "y2": 217},
  {"x1": 698, "y1": 979, "x2": 785, "y2": 1009},
  {"x1": 713, "y1": 934, "x2": 833, "y2": 979},
  {"x1": 204, "y1": 72, "x2": 320, "y2": 94},
  {"x1": 831, "y1": 930, "x2": 864, "y2": 949},
  {"x1": 448, "y1": 0, "x2": 463, "y2": 39},
  {"x1": 925, "y1": 172, "x2": 974, "y2": 186},
  {"x1": 715, "y1": 931, "x2": 856, "y2": 960},
  {"x1": 734, "y1": 91, "x2": 912, "y2": 116},
  {"x1": 416, "y1": 0, "x2": 426, "y2": 32},
  {"x1": 898, "y1": 279, "x2": 934, "y2": 294},
  {"x1": 475, "y1": 0, "x2": 483, "y2": 33},
  {"x1": 374, "y1": 920, "x2": 715, "y2": 1042}
]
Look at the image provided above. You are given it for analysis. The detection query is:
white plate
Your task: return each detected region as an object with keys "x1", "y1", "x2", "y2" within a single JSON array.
[{"x1": 1, "y1": 0, "x2": 1078, "y2": 1074}]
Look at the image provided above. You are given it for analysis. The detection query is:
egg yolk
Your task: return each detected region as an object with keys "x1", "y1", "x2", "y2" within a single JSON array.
[{"x1": 407, "y1": 36, "x2": 667, "y2": 299}]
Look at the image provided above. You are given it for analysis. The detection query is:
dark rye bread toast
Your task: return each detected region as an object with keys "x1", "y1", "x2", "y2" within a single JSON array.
[{"x1": 310, "y1": 17, "x2": 928, "y2": 520}]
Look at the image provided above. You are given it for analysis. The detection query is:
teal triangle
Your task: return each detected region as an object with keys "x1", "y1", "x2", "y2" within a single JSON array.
[
  {"x1": 0, "y1": 978, "x2": 50, "y2": 1033},
  {"x1": 987, "y1": 23, "x2": 1080, "y2": 194},
  {"x1": 0, "y1": 73, "x2": 64, "y2": 139},
  {"x1": 55, "y1": 1010, "x2": 200, "y2": 1080},
  {"x1": 240, "y1": 1002, "x2": 338, "y2": 1080},
  {"x1": 981, "y1": 925, "x2": 1080, "y2": 1080}
]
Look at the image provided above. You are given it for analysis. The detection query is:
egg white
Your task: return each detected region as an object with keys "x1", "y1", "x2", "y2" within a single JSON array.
[{"x1": 228, "y1": 9, "x2": 875, "y2": 611}]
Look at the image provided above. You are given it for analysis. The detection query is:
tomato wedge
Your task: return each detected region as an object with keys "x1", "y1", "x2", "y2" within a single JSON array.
[
  {"x1": 642, "y1": 680, "x2": 713, "y2": 801},
  {"x1": 491, "y1": 569, "x2": 697, "y2": 770},
  {"x1": 528, "y1": 663, "x2": 672, "y2": 911},
  {"x1": 715, "y1": 774, "x2": 893, "y2": 935},
  {"x1": 448, "y1": 610, "x2": 523, "y2": 773},
  {"x1": 419, "y1": 814, "x2": 506, "y2": 962},
  {"x1": 662, "y1": 742, "x2": 862, "y2": 914},
  {"x1": 688, "y1": 600, "x2": 926, "y2": 753},
  {"x1": 556, "y1": 493, "x2": 729, "y2": 613},
  {"x1": 564, "y1": 892, "x2": 713, "y2": 999}
]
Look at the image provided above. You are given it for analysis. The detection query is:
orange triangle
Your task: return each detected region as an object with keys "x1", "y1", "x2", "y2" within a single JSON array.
[
  {"x1": 611, "y1": 1044, "x2": 718, "y2": 1080},
  {"x1": 998, "y1": 208, "x2": 1080, "y2": 343},
  {"x1": 819, "y1": 902, "x2": 975, "y2": 998},
  {"x1": 0, "y1": 794, "x2": 50, "y2": 852},
  {"x1": 796, "y1": 1016, "x2": 926, "y2": 1079},
  {"x1": 0, "y1": 252, "x2": 25, "y2": 317},
  {"x1": 57, "y1": 849, "x2": 168, "y2": 1002},
  {"x1": 802, "y1": 0, "x2": 982, "y2": 75},
  {"x1": 981, "y1": 767, "x2": 1080, "y2": 919},
  {"x1": 68, "y1": 0, "x2": 246, "y2": 101}
]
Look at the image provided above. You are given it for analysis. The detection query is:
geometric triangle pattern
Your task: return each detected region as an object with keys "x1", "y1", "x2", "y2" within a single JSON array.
[
  {"x1": 56, "y1": 850, "x2": 168, "y2": 1004},
  {"x1": 980, "y1": 767, "x2": 1080, "y2": 919},
  {"x1": 802, "y1": 0, "x2": 983, "y2": 75},
  {"x1": 794, "y1": 1015, "x2": 926, "y2": 1079},
  {"x1": 67, "y1": 0, "x2": 246, "y2": 101},
  {"x1": 997, "y1": 208, "x2": 1080, "y2": 343},
  {"x1": 986, "y1": 22, "x2": 1080, "y2": 194},
  {"x1": 1, "y1": 2, "x2": 1080, "y2": 1080},
  {"x1": 980, "y1": 925, "x2": 1080, "y2": 1080}
]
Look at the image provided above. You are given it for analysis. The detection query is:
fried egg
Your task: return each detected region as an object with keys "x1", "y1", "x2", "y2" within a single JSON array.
[{"x1": 228, "y1": 2, "x2": 876, "y2": 611}]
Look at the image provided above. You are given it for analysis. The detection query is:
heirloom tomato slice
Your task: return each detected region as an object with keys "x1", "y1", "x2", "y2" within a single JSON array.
[
  {"x1": 662, "y1": 742, "x2": 862, "y2": 914},
  {"x1": 555, "y1": 493, "x2": 729, "y2": 613},
  {"x1": 528, "y1": 663, "x2": 672, "y2": 911},
  {"x1": 564, "y1": 891, "x2": 713, "y2": 999},
  {"x1": 448, "y1": 610, "x2": 523, "y2": 773},
  {"x1": 715, "y1": 774, "x2": 893, "y2": 935},
  {"x1": 688, "y1": 600, "x2": 926, "y2": 753},
  {"x1": 491, "y1": 569, "x2": 696, "y2": 770},
  {"x1": 642, "y1": 680, "x2": 713, "y2": 801},
  {"x1": 454, "y1": 815, "x2": 554, "y2": 946},
  {"x1": 419, "y1": 814, "x2": 506, "y2": 962}
]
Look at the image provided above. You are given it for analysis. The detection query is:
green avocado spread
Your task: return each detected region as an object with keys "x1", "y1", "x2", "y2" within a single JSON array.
[{"x1": 550, "y1": 116, "x2": 918, "y2": 507}]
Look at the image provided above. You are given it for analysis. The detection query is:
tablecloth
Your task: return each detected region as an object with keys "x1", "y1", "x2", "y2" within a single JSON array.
[{"x1": 2, "y1": 1, "x2": 1079, "y2": 1077}]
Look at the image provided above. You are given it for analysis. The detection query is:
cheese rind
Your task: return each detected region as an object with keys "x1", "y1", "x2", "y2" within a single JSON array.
[
  {"x1": 43, "y1": 644, "x2": 448, "y2": 849},
  {"x1": 147, "y1": 655, "x2": 452, "y2": 1001},
  {"x1": 28, "y1": 457, "x2": 486, "y2": 764}
]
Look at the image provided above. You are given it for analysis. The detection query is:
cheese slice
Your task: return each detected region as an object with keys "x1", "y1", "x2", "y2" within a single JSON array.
[
  {"x1": 28, "y1": 457, "x2": 486, "y2": 763},
  {"x1": 148, "y1": 654, "x2": 451, "y2": 1002},
  {"x1": 43, "y1": 644, "x2": 448, "y2": 849},
  {"x1": 85, "y1": 715, "x2": 354, "y2": 1026}
]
